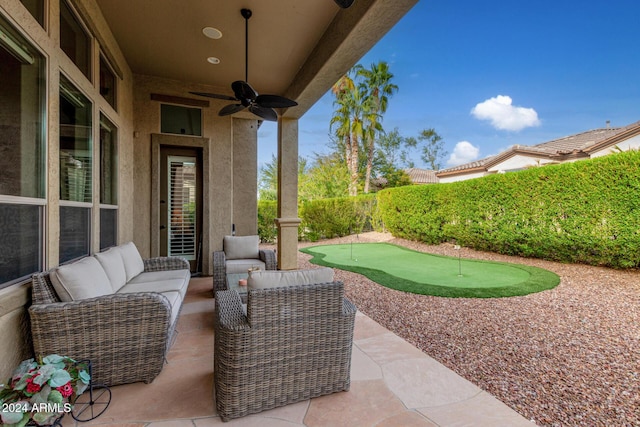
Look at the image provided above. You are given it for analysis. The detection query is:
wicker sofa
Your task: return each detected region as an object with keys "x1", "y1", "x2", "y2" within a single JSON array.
[
  {"x1": 214, "y1": 267, "x2": 356, "y2": 421},
  {"x1": 213, "y1": 235, "x2": 277, "y2": 294},
  {"x1": 29, "y1": 242, "x2": 190, "y2": 386}
]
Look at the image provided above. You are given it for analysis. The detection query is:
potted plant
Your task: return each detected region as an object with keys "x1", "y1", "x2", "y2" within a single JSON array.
[{"x1": 0, "y1": 354, "x2": 90, "y2": 426}]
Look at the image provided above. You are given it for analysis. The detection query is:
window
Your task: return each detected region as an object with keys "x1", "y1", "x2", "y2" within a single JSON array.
[
  {"x1": 100, "y1": 55, "x2": 117, "y2": 110},
  {"x1": 100, "y1": 208, "x2": 117, "y2": 250},
  {"x1": 100, "y1": 115, "x2": 117, "y2": 205},
  {"x1": 0, "y1": 15, "x2": 45, "y2": 287},
  {"x1": 19, "y1": 0, "x2": 45, "y2": 27},
  {"x1": 60, "y1": 0, "x2": 90, "y2": 79},
  {"x1": 59, "y1": 206, "x2": 91, "y2": 263},
  {"x1": 160, "y1": 104, "x2": 202, "y2": 136},
  {"x1": 59, "y1": 74, "x2": 92, "y2": 262},
  {"x1": 60, "y1": 74, "x2": 92, "y2": 203},
  {"x1": 99, "y1": 114, "x2": 117, "y2": 249}
]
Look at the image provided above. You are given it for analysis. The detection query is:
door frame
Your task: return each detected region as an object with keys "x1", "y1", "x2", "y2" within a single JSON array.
[{"x1": 151, "y1": 134, "x2": 210, "y2": 272}]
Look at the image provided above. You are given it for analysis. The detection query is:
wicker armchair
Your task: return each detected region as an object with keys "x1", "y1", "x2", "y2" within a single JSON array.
[
  {"x1": 29, "y1": 256, "x2": 189, "y2": 386},
  {"x1": 214, "y1": 281, "x2": 356, "y2": 421},
  {"x1": 213, "y1": 235, "x2": 277, "y2": 293}
]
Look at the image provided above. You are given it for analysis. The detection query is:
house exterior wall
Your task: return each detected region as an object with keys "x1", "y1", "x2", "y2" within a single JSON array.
[
  {"x1": 0, "y1": 0, "x2": 134, "y2": 379},
  {"x1": 131, "y1": 74, "x2": 258, "y2": 275},
  {"x1": 486, "y1": 154, "x2": 557, "y2": 173},
  {"x1": 590, "y1": 134, "x2": 640, "y2": 158},
  {"x1": 438, "y1": 170, "x2": 487, "y2": 183}
]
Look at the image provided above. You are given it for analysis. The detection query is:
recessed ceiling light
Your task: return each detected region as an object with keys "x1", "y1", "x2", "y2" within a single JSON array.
[
  {"x1": 202, "y1": 27, "x2": 222, "y2": 39},
  {"x1": 207, "y1": 57, "x2": 220, "y2": 64}
]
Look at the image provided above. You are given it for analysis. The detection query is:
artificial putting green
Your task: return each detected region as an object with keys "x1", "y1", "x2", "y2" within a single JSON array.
[{"x1": 301, "y1": 243, "x2": 560, "y2": 298}]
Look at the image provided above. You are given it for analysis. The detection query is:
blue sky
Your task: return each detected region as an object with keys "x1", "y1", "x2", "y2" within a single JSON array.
[{"x1": 258, "y1": 0, "x2": 640, "y2": 170}]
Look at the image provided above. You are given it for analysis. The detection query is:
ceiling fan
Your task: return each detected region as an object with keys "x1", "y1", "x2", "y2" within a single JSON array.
[
  {"x1": 334, "y1": 0, "x2": 356, "y2": 7},
  {"x1": 190, "y1": 8, "x2": 298, "y2": 122}
]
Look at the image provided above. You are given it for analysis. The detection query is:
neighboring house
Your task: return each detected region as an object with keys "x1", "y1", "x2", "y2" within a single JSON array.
[
  {"x1": 405, "y1": 168, "x2": 440, "y2": 184},
  {"x1": 437, "y1": 120, "x2": 640, "y2": 183},
  {"x1": 370, "y1": 168, "x2": 438, "y2": 190}
]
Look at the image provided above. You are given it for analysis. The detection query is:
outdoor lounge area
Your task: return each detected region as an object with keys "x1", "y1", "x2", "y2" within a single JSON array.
[
  {"x1": 58, "y1": 274, "x2": 532, "y2": 427},
  {"x1": 2, "y1": 1, "x2": 639, "y2": 426}
]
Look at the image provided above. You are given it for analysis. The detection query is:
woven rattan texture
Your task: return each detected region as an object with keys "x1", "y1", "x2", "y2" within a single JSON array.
[{"x1": 214, "y1": 281, "x2": 356, "y2": 421}]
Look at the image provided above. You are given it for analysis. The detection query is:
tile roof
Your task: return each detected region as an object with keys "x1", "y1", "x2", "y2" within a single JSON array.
[
  {"x1": 437, "y1": 120, "x2": 640, "y2": 175},
  {"x1": 404, "y1": 168, "x2": 439, "y2": 184}
]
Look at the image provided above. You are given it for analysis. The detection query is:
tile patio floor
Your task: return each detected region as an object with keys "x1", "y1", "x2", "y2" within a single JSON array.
[{"x1": 61, "y1": 277, "x2": 534, "y2": 427}]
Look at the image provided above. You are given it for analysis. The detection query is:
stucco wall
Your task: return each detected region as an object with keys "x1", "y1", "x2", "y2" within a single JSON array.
[
  {"x1": 131, "y1": 74, "x2": 258, "y2": 275},
  {"x1": 591, "y1": 134, "x2": 640, "y2": 158},
  {"x1": 0, "y1": 0, "x2": 134, "y2": 378}
]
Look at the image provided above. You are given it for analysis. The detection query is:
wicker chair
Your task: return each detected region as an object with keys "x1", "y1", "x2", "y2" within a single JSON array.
[
  {"x1": 213, "y1": 235, "x2": 277, "y2": 293},
  {"x1": 214, "y1": 281, "x2": 356, "y2": 421}
]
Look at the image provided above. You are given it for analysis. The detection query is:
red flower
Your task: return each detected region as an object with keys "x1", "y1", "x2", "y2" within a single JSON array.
[
  {"x1": 25, "y1": 375, "x2": 41, "y2": 394},
  {"x1": 57, "y1": 382, "x2": 74, "y2": 398}
]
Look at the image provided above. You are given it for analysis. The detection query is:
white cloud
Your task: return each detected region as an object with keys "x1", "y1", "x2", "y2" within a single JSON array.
[
  {"x1": 447, "y1": 141, "x2": 480, "y2": 166},
  {"x1": 471, "y1": 95, "x2": 540, "y2": 131}
]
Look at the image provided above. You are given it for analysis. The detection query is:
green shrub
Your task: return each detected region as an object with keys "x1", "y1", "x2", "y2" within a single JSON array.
[
  {"x1": 300, "y1": 195, "x2": 377, "y2": 241},
  {"x1": 257, "y1": 195, "x2": 380, "y2": 243},
  {"x1": 257, "y1": 200, "x2": 278, "y2": 243},
  {"x1": 377, "y1": 151, "x2": 640, "y2": 268}
]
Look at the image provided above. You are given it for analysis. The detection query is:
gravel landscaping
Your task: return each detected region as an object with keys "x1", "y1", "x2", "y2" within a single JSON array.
[{"x1": 288, "y1": 232, "x2": 640, "y2": 427}]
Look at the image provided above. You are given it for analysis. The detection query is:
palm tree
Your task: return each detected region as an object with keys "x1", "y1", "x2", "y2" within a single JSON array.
[
  {"x1": 330, "y1": 72, "x2": 363, "y2": 196},
  {"x1": 356, "y1": 61, "x2": 397, "y2": 193}
]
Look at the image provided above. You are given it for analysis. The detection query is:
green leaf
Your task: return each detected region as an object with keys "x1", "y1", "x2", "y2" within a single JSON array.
[
  {"x1": 42, "y1": 354, "x2": 66, "y2": 369},
  {"x1": 48, "y1": 370, "x2": 71, "y2": 388},
  {"x1": 79, "y1": 370, "x2": 91, "y2": 384},
  {"x1": 1, "y1": 411, "x2": 24, "y2": 424},
  {"x1": 47, "y1": 389, "x2": 63, "y2": 404},
  {"x1": 32, "y1": 411, "x2": 57, "y2": 425}
]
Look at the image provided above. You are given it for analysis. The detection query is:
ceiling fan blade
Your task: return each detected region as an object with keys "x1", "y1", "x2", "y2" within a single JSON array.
[
  {"x1": 334, "y1": 0, "x2": 355, "y2": 8},
  {"x1": 231, "y1": 80, "x2": 257, "y2": 104},
  {"x1": 218, "y1": 103, "x2": 246, "y2": 116},
  {"x1": 189, "y1": 91, "x2": 237, "y2": 101},
  {"x1": 249, "y1": 105, "x2": 278, "y2": 121},
  {"x1": 256, "y1": 94, "x2": 298, "y2": 109}
]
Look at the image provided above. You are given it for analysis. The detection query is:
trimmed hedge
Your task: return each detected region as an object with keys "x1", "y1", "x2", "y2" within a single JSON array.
[{"x1": 377, "y1": 151, "x2": 640, "y2": 268}]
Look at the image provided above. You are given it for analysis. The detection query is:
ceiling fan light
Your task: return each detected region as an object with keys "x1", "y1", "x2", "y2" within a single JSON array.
[
  {"x1": 202, "y1": 27, "x2": 222, "y2": 39},
  {"x1": 207, "y1": 56, "x2": 220, "y2": 64}
]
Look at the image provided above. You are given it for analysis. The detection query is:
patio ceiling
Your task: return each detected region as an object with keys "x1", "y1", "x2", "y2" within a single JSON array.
[{"x1": 95, "y1": 0, "x2": 418, "y2": 118}]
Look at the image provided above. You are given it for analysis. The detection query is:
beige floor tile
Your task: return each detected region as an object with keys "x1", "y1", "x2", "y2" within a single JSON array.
[
  {"x1": 304, "y1": 380, "x2": 406, "y2": 427},
  {"x1": 382, "y1": 358, "x2": 480, "y2": 409},
  {"x1": 77, "y1": 355, "x2": 214, "y2": 424},
  {"x1": 418, "y1": 391, "x2": 536, "y2": 427},
  {"x1": 376, "y1": 411, "x2": 439, "y2": 427},
  {"x1": 147, "y1": 420, "x2": 199, "y2": 427},
  {"x1": 249, "y1": 400, "x2": 310, "y2": 424},
  {"x1": 356, "y1": 331, "x2": 426, "y2": 365},
  {"x1": 194, "y1": 416, "x2": 303, "y2": 426},
  {"x1": 353, "y1": 312, "x2": 391, "y2": 341},
  {"x1": 350, "y1": 344, "x2": 383, "y2": 381}
]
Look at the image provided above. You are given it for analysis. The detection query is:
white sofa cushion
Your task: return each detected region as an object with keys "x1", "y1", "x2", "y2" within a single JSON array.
[
  {"x1": 122, "y1": 276, "x2": 190, "y2": 299},
  {"x1": 127, "y1": 269, "x2": 191, "y2": 283},
  {"x1": 118, "y1": 241, "x2": 145, "y2": 281},
  {"x1": 225, "y1": 259, "x2": 266, "y2": 274},
  {"x1": 94, "y1": 247, "x2": 127, "y2": 292},
  {"x1": 224, "y1": 235, "x2": 259, "y2": 260},
  {"x1": 50, "y1": 257, "x2": 113, "y2": 302},
  {"x1": 247, "y1": 267, "x2": 334, "y2": 290}
]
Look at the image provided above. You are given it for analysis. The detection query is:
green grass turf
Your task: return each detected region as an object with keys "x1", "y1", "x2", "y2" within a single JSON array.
[{"x1": 300, "y1": 243, "x2": 560, "y2": 298}]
